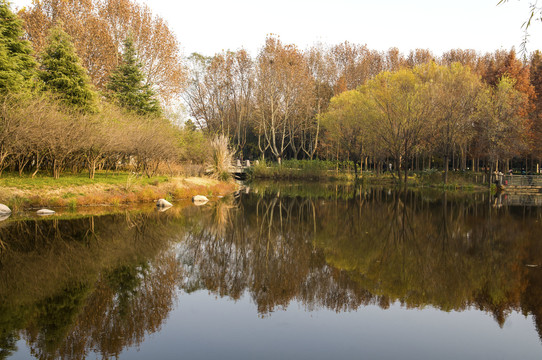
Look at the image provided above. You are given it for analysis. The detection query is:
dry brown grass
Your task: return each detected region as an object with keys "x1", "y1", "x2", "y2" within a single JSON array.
[
  {"x1": 209, "y1": 135, "x2": 233, "y2": 180},
  {"x1": 0, "y1": 176, "x2": 237, "y2": 210}
]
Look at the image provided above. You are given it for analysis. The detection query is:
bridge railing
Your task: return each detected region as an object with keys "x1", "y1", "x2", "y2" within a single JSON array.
[
  {"x1": 503, "y1": 175, "x2": 542, "y2": 187},
  {"x1": 501, "y1": 194, "x2": 542, "y2": 206}
]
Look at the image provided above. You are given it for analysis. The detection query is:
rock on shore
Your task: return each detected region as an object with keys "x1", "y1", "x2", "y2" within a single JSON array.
[
  {"x1": 0, "y1": 204, "x2": 11, "y2": 214},
  {"x1": 192, "y1": 195, "x2": 209, "y2": 206},
  {"x1": 156, "y1": 199, "x2": 173, "y2": 208}
]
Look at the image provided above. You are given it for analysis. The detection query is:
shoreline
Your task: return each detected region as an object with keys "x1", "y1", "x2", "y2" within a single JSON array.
[
  {"x1": 0, "y1": 174, "x2": 237, "y2": 211},
  {"x1": 0, "y1": 169, "x2": 495, "y2": 214}
]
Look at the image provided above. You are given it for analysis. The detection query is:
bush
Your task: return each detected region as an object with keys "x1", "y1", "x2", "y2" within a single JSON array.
[{"x1": 0, "y1": 95, "x2": 183, "y2": 179}]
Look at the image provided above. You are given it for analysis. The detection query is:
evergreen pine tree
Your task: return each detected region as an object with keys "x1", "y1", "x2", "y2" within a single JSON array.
[
  {"x1": 107, "y1": 37, "x2": 161, "y2": 116},
  {"x1": 39, "y1": 25, "x2": 97, "y2": 113},
  {"x1": 0, "y1": 2, "x2": 36, "y2": 94}
]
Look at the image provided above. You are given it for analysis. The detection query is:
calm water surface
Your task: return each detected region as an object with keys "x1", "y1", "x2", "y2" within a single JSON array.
[{"x1": 2, "y1": 183, "x2": 542, "y2": 359}]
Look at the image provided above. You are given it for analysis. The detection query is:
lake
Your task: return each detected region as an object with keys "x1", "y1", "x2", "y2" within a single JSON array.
[{"x1": 2, "y1": 183, "x2": 542, "y2": 359}]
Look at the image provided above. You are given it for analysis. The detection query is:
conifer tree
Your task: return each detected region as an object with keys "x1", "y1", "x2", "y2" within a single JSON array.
[
  {"x1": 39, "y1": 25, "x2": 97, "y2": 113},
  {"x1": 106, "y1": 37, "x2": 161, "y2": 116},
  {"x1": 0, "y1": 2, "x2": 36, "y2": 94}
]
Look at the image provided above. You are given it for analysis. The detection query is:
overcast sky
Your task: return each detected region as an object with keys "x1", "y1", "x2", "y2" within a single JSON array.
[{"x1": 10, "y1": 0, "x2": 542, "y2": 57}]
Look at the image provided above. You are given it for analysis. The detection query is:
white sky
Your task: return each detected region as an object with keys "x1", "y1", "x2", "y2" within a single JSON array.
[{"x1": 10, "y1": 0, "x2": 542, "y2": 57}]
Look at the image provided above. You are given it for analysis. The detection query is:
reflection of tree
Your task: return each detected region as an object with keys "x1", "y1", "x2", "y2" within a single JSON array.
[
  {"x1": 0, "y1": 211, "x2": 183, "y2": 359},
  {"x1": 316, "y1": 189, "x2": 529, "y2": 316},
  {"x1": 26, "y1": 283, "x2": 91, "y2": 358},
  {"x1": 58, "y1": 252, "x2": 180, "y2": 359},
  {"x1": 0, "y1": 332, "x2": 17, "y2": 360},
  {"x1": 3, "y1": 187, "x2": 542, "y2": 356},
  {"x1": 179, "y1": 194, "x2": 321, "y2": 314},
  {"x1": 179, "y1": 186, "x2": 541, "y2": 332}
]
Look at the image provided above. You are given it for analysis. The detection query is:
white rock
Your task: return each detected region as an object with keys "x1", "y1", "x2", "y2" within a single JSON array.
[
  {"x1": 192, "y1": 195, "x2": 209, "y2": 206},
  {"x1": 0, "y1": 213, "x2": 10, "y2": 222},
  {"x1": 156, "y1": 199, "x2": 173, "y2": 208},
  {"x1": 37, "y1": 209, "x2": 55, "y2": 216},
  {"x1": 0, "y1": 204, "x2": 11, "y2": 214}
]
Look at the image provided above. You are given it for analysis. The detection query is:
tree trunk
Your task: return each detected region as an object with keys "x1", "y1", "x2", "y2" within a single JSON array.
[
  {"x1": 488, "y1": 160, "x2": 494, "y2": 190},
  {"x1": 32, "y1": 153, "x2": 41, "y2": 178},
  {"x1": 354, "y1": 161, "x2": 358, "y2": 179},
  {"x1": 53, "y1": 159, "x2": 61, "y2": 179},
  {"x1": 88, "y1": 158, "x2": 96, "y2": 179},
  {"x1": 443, "y1": 154, "x2": 449, "y2": 184}
]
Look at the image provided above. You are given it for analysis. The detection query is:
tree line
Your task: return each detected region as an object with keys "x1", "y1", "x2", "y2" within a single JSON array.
[
  {"x1": 0, "y1": 1, "x2": 203, "y2": 179},
  {"x1": 186, "y1": 37, "x2": 542, "y2": 182},
  {"x1": 4, "y1": 0, "x2": 542, "y2": 182}
]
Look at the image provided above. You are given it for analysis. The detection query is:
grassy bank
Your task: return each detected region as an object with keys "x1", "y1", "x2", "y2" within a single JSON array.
[
  {"x1": 0, "y1": 172, "x2": 236, "y2": 211},
  {"x1": 248, "y1": 160, "x2": 489, "y2": 190},
  {"x1": 248, "y1": 159, "x2": 352, "y2": 181}
]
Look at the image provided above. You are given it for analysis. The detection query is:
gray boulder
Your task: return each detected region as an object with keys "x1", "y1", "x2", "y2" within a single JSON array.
[
  {"x1": 0, "y1": 204, "x2": 11, "y2": 214},
  {"x1": 192, "y1": 195, "x2": 209, "y2": 206},
  {"x1": 156, "y1": 199, "x2": 173, "y2": 208},
  {"x1": 37, "y1": 209, "x2": 55, "y2": 216}
]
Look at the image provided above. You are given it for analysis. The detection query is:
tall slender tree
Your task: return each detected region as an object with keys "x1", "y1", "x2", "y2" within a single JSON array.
[
  {"x1": 530, "y1": 51, "x2": 542, "y2": 163},
  {"x1": 420, "y1": 62, "x2": 481, "y2": 183},
  {"x1": 474, "y1": 76, "x2": 528, "y2": 180},
  {"x1": 106, "y1": 36, "x2": 161, "y2": 116},
  {"x1": 20, "y1": 0, "x2": 186, "y2": 101},
  {"x1": 321, "y1": 89, "x2": 369, "y2": 177},
  {"x1": 0, "y1": 2, "x2": 36, "y2": 94},
  {"x1": 367, "y1": 69, "x2": 433, "y2": 183},
  {"x1": 39, "y1": 24, "x2": 97, "y2": 113}
]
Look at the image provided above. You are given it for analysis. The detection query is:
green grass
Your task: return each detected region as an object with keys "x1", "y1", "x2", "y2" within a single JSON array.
[
  {"x1": 249, "y1": 159, "x2": 353, "y2": 181},
  {"x1": 0, "y1": 171, "x2": 170, "y2": 190},
  {"x1": 249, "y1": 160, "x2": 489, "y2": 191},
  {"x1": 67, "y1": 198, "x2": 77, "y2": 211}
]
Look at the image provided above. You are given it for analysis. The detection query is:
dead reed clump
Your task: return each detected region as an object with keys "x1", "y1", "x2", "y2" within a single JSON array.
[{"x1": 209, "y1": 135, "x2": 233, "y2": 181}]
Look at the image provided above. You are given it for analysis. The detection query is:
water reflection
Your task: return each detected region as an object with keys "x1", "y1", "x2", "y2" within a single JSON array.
[
  {"x1": 180, "y1": 185, "x2": 542, "y2": 325},
  {"x1": 0, "y1": 211, "x2": 183, "y2": 359},
  {"x1": 1, "y1": 185, "x2": 542, "y2": 358}
]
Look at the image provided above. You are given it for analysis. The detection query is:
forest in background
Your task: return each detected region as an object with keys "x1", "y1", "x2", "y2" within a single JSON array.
[
  {"x1": 2, "y1": 0, "x2": 542, "y2": 183},
  {"x1": 186, "y1": 40, "x2": 542, "y2": 183}
]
